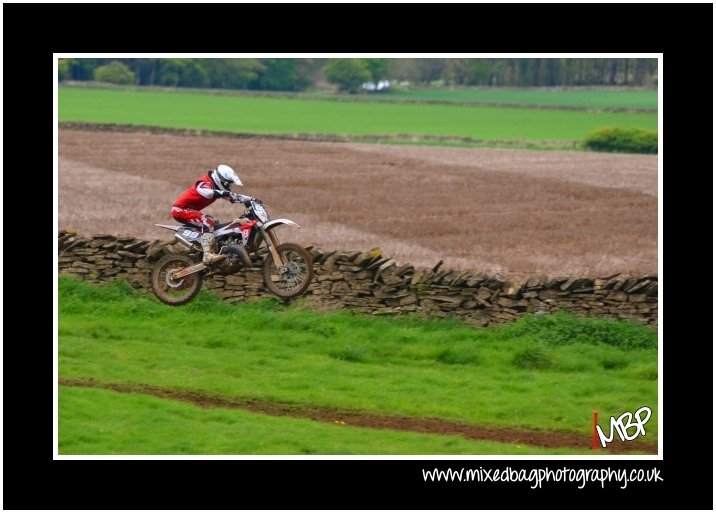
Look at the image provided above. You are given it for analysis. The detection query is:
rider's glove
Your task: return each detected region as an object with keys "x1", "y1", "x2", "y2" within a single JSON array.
[
  {"x1": 252, "y1": 197, "x2": 263, "y2": 204},
  {"x1": 229, "y1": 192, "x2": 242, "y2": 203}
]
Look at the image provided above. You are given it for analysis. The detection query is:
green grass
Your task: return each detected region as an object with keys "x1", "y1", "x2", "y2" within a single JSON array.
[
  {"x1": 383, "y1": 87, "x2": 658, "y2": 110},
  {"x1": 58, "y1": 86, "x2": 657, "y2": 144},
  {"x1": 58, "y1": 276, "x2": 658, "y2": 454},
  {"x1": 59, "y1": 387, "x2": 595, "y2": 455}
]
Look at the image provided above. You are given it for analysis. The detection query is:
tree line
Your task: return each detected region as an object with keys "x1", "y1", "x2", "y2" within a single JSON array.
[{"x1": 59, "y1": 58, "x2": 657, "y2": 92}]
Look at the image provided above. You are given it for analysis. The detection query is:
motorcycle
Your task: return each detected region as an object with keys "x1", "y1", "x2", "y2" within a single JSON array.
[{"x1": 151, "y1": 199, "x2": 314, "y2": 305}]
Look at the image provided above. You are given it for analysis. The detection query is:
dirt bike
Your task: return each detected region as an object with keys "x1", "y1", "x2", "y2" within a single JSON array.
[{"x1": 151, "y1": 199, "x2": 314, "y2": 306}]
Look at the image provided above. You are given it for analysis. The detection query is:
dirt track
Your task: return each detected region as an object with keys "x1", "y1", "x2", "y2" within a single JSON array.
[
  {"x1": 59, "y1": 128, "x2": 658, "y2": 279},
  {"x1": 60, "y1": 377, "x2": 656, "y2": 454}
]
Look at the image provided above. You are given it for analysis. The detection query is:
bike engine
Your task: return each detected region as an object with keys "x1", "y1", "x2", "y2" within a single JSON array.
[{"x1": 214, "y1": 243, "x2": 253, "y2": 275}]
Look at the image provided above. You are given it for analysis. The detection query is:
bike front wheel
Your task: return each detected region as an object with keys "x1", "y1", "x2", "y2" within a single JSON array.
[{"x1": 262, "y1": 242, "x2": 314, "y2": 299}]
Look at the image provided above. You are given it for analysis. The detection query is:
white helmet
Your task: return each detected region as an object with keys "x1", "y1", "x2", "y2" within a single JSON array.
[{"x1": 210, "y1": 164, "x2": 242, "y2": 192}]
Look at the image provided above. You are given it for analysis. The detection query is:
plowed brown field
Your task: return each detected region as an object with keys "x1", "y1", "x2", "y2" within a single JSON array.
[{"x1": 59, "y1": 128, "x2": 658, "y2": 279}]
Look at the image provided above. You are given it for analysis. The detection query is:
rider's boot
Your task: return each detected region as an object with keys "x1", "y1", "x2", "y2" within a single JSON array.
[{"x1": 200, "y1": 232, "x2": 226, "y2": 265}]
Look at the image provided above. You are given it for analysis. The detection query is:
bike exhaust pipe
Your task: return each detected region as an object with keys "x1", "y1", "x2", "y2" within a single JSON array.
[{"x1": 174, "y1": 232, "x2": 195, "y2": 249}]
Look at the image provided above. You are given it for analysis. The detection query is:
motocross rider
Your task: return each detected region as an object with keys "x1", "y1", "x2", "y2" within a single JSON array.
[{"x1": 171, "y1": 164, "x2": 259, "y2": 264}]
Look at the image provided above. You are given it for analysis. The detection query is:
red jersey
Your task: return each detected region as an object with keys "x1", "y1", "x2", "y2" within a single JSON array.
[{"x1": 173, "y1": 174, "x2": 217, "y2": 210}]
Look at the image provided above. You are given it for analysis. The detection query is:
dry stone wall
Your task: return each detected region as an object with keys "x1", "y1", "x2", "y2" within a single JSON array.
[{"x1": 58, "y1": 231, "x2": 658, "y2": 328}]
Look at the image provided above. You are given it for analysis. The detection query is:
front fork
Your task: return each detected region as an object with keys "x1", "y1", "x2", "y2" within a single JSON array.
[{"x1": 261, "y1": 226, "x2": 285, "y2": 268}]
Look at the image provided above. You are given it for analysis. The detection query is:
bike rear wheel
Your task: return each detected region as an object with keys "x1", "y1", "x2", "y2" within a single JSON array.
[
  {"x1": 262, "y1": 242, "x2": 314, "y2": 299},
  {"x1": 151, "y1": 253, "x2": 203, "y2": 306}
]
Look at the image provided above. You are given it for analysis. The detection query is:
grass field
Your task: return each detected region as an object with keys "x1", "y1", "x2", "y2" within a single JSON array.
[
  {"x1": 58, "y1": 276, "x2": 658, "y2": 455},
  {"x1": 58, "y1": 86, "x2": 657, "y2": 144},
  {"x1": 60, "y1": 387, "x2": 597, "y2": 455}
]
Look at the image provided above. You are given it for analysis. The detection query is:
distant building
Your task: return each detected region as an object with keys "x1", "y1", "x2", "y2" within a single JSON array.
[{"x1": 360, "y1": 80, "x2": 391, "y2": 92}]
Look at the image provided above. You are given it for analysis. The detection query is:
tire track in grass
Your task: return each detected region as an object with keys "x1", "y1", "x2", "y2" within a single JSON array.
[{"x1": 59, "y1": 377, "x2": 657, "y2": 454}]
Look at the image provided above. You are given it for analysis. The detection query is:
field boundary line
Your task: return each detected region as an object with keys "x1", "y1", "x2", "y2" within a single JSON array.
[{"x1": 58, "y1": 121, "x2": 579, "y2": 151}]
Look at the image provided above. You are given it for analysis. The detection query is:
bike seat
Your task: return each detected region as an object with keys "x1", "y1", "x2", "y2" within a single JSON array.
[{"x1": 178, "y1": 224, "x2": 202, "y2": 232}]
